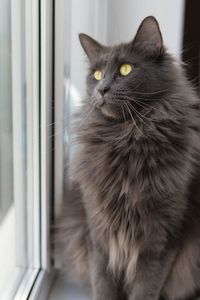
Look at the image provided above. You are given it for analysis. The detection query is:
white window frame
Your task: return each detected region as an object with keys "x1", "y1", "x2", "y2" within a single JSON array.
[
  {"x1": 11, "y1": 0, "x2": 41, "y2": 298},
  {"x1": 2, "y1": 0, "x2": 54, "y2": 299},
  {"x1": 2, "y1": 0, "x2": 41, "y2": 298},
  {"x1": 28, "y1": 0, "x2": 55, "y2": 298},
  {"x1": 29, "y1": 0, "x2": 56, "y2": 297}
]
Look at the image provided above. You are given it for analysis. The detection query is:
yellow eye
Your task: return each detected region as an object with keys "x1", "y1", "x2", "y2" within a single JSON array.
[
  {"x1": 94, "y1": 69, "x2": 102, "y2": 81},
  {"x1": 120, "y1": 64, "x2": 132, "y2": 76}
]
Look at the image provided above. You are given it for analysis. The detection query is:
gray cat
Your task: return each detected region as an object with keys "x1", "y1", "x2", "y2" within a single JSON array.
[{"x1": 56, "y1": 16, "x2": 200, "y2": 300}]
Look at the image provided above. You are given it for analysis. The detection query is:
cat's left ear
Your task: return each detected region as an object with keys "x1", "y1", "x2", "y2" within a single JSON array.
[
  {"x1": 133, "y1": 16, "x2": 164, "y2": 57},
  {"x1": 79, "y1": 33, "x2": 104, "y2": 61}
]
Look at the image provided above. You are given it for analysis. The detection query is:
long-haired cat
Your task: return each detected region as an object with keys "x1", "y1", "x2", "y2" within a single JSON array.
[{"x1": 56, "y1": 16, "x2": 200, "y2": 300}]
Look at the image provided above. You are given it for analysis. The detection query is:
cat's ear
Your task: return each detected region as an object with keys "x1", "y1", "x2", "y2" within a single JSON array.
[
  {"x1": 133, "y1": 16, "x2": 164, "y2": 57},
  {"x1": 79, "y1": 33, "x2": 104, "y2": 60}
]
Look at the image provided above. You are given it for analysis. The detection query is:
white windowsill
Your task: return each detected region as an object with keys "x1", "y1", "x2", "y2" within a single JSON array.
[
  {"x1": 48, "y1": 276, "x2": 89, "y2": 300},
  {"x1": 0, "y1": 205, "x2": 16, "y2": 294}
]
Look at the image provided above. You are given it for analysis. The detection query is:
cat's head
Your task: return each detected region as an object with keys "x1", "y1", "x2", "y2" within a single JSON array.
[{"x1": 79, "y1": 16, "x2": 177, "y2": 120}]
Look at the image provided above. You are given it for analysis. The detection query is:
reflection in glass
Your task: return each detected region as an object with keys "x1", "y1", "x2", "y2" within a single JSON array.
[{"x1": 0, "y1": 0, "x2": 27, "y2": 296}]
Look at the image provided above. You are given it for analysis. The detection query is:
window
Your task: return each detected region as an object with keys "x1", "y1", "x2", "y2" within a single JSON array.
[
  {"x1": 0, "y1": 0, "x2": 29, "y2": 297},
  {"x1": 0, "y1": 0, "x2": 53, "y2": 298},
  {"x1": 0, "y1": 0, "x2": 40, "y2": 298}
]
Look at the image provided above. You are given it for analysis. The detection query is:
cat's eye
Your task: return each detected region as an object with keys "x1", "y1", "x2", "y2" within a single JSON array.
[
  {"x1": 94, "y1": 69, "x2": 102, "y2": 81},
  {"x1": 120, "y1": 64, "x2": 132, "y2": 76}
]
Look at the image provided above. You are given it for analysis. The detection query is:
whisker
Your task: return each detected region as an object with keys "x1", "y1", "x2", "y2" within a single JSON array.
[
  {"x1": 114, "y1": 91, "x2": 161, "y2": 102},
  {"x1": 121, "y1": 104, "x2": 127, "y2": 129},
  {"x1": 114, "y1": 93, "x2": 167, "y2": 116},
  {"x1": 125, "y1": 101, "x2": 152, "y2": 121},
  {"x1": 115, "y1": 94, "x2": 156, "y2": 111},
  {"x1": 78, "y1": 106, "x2": 94, "y2": 127},
  {"x1": 129, "y1": 98, "x2": 155, "y2": 111},
  {"x1": 124, "y1": 102, "x2": 144, "y2": 136},
  {"x1": 47, "y1": 127, "x2": 66, "y2": 139},
  {"x1": 126, "y1": 102, "x2": 154, "y2": 132},
  {"x1": 116, "y1": 88, "x2": 169, "y2": 96}
]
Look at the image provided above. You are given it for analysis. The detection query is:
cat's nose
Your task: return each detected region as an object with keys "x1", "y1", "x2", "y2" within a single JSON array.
[{"x1": 98, "y1": 86, "x2": 110, "y2": 96}]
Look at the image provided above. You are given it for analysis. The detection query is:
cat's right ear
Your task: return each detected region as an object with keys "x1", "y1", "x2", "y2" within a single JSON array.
[
  {"x1": 132, "y1": 16, "x2": 164, "y2": 57},
  {"x1": 79, "y1": 33, "x2": 104, "y2": 60}
]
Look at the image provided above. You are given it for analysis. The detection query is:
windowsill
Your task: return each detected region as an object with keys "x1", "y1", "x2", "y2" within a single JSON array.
[{"x1": 48, "y1": 276, "x2": 89, "y2": 300}]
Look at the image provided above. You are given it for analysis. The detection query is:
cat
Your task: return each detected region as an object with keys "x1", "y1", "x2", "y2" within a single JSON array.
[{"x1": 56, "y1": 16, "x2": 200, "y2": 300}]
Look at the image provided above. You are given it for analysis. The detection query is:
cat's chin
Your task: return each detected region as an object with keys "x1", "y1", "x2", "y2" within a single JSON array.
[{"x1": 99, "y1": 104, "x2": 122, "y2": 121}]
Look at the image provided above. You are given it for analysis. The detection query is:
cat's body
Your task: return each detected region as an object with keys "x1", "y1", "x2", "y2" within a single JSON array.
[{"x1": 57, "y1": 17, "x2": 200, "y2": 300}]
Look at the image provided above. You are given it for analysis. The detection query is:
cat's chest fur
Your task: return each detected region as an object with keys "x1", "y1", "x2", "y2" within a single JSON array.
[
  {"x1": 80, "y1": 123, "x2": 158, "y2": 204},
  {"x1": 74, "y1": 118, "x2": 188, "y2": 280},
  {"x1": 76, "y1": 124, "x2": 156, "y2": 280}
]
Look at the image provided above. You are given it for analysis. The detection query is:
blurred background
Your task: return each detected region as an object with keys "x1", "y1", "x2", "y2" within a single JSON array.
[{"x1": 0, "y1": 0, "x2": 200, "y2": 299}]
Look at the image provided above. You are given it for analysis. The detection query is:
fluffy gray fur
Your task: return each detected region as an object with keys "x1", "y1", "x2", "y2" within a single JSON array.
[{"x1": 56, "y1": 16, "x2": 200, "y2": 300}]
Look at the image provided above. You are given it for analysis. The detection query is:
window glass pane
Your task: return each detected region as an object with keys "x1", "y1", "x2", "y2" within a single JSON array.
[
  {"x1": 0, "y1": 0, "x2": 39, "y2": 297},
  {"x1": 0, "y1": 0, "x2": 13, "y2": 222},
  {"x1": 0, "y1": 0, "x2": 16, "y2": 294}
]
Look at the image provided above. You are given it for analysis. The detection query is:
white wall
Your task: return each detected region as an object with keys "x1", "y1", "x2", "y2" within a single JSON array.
[
  {"x1": 106, "y1": 0, "x2": 185, "y2": 58},
  {"x1": 69, "y1": 0, "x2": 108, "y2": 105}
]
